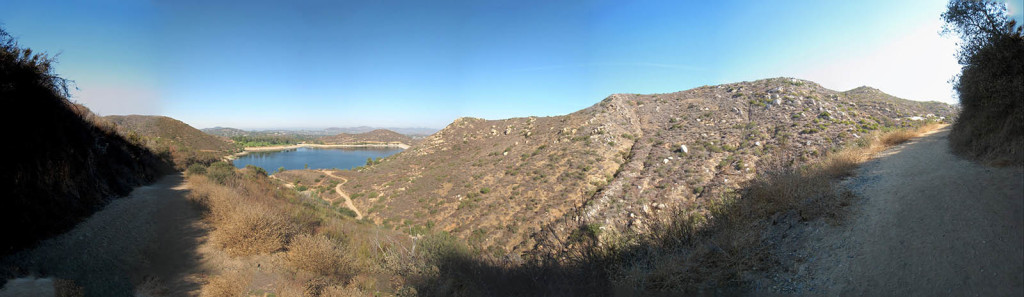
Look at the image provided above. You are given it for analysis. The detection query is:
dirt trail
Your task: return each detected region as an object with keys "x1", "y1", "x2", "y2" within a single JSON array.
[
  {"x1": 799, "y1": 127, "x2": 1023, "y2": 295},
  {"x1": 322, "y1": 170, "x2": 362, "y2": 220},
  {"x1": 0, "y1": 174, "x2": 205, "y2": 296}
]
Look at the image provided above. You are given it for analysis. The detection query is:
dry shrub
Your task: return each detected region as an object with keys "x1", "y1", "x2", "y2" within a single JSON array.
[
  {"x1": 200, "y1": 270, "x2": 250, "y2": 297},
  {"x1": 321, "y1": 285, "x2": 365, "y2": 297},
  {"x1": 274, "y1": 278, "x2": 310, "y2": 297},
  {"x1": 881, "y1": 129, "x2": 918, "y2": 146},
  {"x1": 744, "y1": 169, "x2": 819, "y2": 217},
  {"x1": 818, "y1": 149, "x2": 864, "y2": 179},
  {"x1": 188, "y1": 175, "x2": 297, "y2": 256},
  {"x1": 288, "y1": 234, "x2": 351, "y2": 278},
  {"x1": 213, "y1": 203, "x2": 295, "y2": 256}
]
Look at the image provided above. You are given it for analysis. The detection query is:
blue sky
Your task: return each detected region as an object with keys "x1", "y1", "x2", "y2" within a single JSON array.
[{"x1": 2, "y1": 0, "x2": 1019, "y2": 129}]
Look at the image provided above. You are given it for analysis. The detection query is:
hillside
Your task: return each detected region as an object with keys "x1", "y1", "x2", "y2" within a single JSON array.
[
  {"x1": 0, "y1": 29, "x2": 170, "y2": 255},
  {"x1": 201, "y1": 126, "x2": 251, "y2": 137},
  {"x1": 319, "y1": 129, "x2": 415, "y2": 146},
  {"x1": 105, "y1": 115, "x2": 236, "y2": 169},
  {"x1": 324, "y1": 126, "x2": 438, "y2": 136},
  {"x1": 337, "y1": 77, "x2": 955, "y2": 256}
]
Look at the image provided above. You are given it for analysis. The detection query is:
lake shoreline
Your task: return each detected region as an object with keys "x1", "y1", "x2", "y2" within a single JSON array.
[{"x1": 226, "y1": 142, "x2": 409, "y2": 160}]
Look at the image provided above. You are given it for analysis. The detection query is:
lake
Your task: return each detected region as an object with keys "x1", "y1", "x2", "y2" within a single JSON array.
[{"x1": 232, "y1": 147, "x2": 404, "y2": 171}]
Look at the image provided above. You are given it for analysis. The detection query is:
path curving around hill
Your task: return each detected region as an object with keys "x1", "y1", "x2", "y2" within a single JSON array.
[
  {"x1": 321, "y1": 170, "x2": 362, "y2": 220},
  {"x1": 796, "y1": 127, "x2": 1024, "y2": 295}
]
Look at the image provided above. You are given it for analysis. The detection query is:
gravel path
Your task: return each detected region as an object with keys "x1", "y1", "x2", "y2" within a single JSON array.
[
  {"x1": 801, "y1": 127, "x2": 1023, "y2": 296},
  {"x1": 1, "y1": 174, "x2": 205, "y2": 296}
]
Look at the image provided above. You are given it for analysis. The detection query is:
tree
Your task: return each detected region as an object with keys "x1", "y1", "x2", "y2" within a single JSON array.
[
  {"x1": 942, "y1": 0, "x2": 1024, "y2": 164},
  {"x1": 942, "y1": 1, "x2": 1021, "y2": 64}
]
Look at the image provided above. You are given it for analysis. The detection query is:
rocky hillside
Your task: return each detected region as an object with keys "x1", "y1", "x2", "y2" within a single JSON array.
[
  {"x1": 105, "y1": 115, "x2": 236, "y2": 169},
  {"x1": 337, "y1": 78, "x2": 954, "y2": 256},
  {"x1": 319, "y1": 129, "x2": 415, "y2": 146},
  {"x1": 1, "y1": 28, "x2": 171, "y2": 255}
]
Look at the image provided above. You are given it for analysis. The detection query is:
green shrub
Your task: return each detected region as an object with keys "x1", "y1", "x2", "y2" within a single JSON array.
[
  {"x1": 207, "y1": 162, "x2": 236, "y2": 184},
  {"x1": 244, "y1": 165, "x2": 267, "y2": 178},
  {"x1": 186, "y1": 163, "x2": 207, "y2": 176},
  {"x1": 337, "y1": 206, "x2": 358, "y2": 218}
]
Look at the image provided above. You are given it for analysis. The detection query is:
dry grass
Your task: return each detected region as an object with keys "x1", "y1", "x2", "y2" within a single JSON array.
[
  {"x1": 320, "y1": 285, "x2": 366, "y2": 297},
  {"x1": 287, "y1": 234, "x2": 351, "y2": 277},
  {"x1": 199, "y1": 270, "x2": 250, "y2": 297},
  {"x1": 213, "y1": 203, "x2": 294, "y2": 256},
  {"x1": 185, "y1": 164, "x2": 420, "y2": 296},
  {"x1": 880, "y1": 129, "x2": 919, "y2": 146},
  {"x1": 180, "y1": 122, "x2": 944, "y2": 296},
  {"x1": 751, "y1": 123, "x2": 942, "y2": 222},
  {"x1": 605, "y1": 123, "x2": 944, "y2": 292},
  {"x1": 188, "y1": 176, "x2": 296, "y2": 256}
]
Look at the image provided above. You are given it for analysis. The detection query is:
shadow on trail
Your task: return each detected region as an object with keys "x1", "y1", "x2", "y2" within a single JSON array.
[{"x1": 1, "y1": 174, "x2": 208, "y2": 296}]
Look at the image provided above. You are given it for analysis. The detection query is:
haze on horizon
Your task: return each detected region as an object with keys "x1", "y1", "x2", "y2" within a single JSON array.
[{"x1": 2, "y1": 0, "x2": 1020, "y2": 130}]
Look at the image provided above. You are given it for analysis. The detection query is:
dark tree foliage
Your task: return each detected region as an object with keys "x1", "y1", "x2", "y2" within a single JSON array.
[
  {"x1": 942, "y1": 0, "x2": 1024, "y2": 164},
  {"x1": 0, "y1": 27, "x2": 171, "y2": 256}
]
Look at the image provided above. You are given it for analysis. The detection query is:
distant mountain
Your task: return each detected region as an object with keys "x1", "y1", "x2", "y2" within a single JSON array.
[
  {"x1": 202, "y1": 126, "x2": 439, "y2": 138},
  {"x1": 106, "y1": 115, "x2": 236, "y2": 169},
  {"x1": 337, "y1": 77, "x2": 956, "y2": 255},
  {"x1": 325, "y1": 126, "x2": 439, "y2": 137},
  {"x1": 201, "y1": 126, "x2": 252, "y2": 137},
  {"x1": 319, "y1": 129, "x2": 415, "y2": 145}
]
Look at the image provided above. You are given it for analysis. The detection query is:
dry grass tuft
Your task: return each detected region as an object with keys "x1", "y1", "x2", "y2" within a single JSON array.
[
  {"x1": 287, "y1": 234, "x2": 351, "y2": 278},
  {"x1": 320, "y1": 285, "x2": 366, "y2": 297},
  {"x1": 880, "y1": 129, "x2": 918, "y2": 146},
  {"x1": 199, "y1": 270, "x2": 250, "y2": 297},
  {"x1": 212, "y1": 203, "x2": 295, "y2": 256},
  {"x1": 818, "y1": 149, "x2": 865, "y2": 179},
  {"x1": 188, "y1": 176, "x2": 296, "y2": 256}
]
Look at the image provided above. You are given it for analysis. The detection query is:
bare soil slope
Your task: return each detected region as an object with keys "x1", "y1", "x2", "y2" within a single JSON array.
[{"x1": 797, "y1": 127, "x2": 1023, "y2": 295}]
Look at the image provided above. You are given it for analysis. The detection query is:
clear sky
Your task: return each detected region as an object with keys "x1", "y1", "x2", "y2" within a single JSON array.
[{"x1": 2, "y1": 0, "x2": 1018, "y2": 129}]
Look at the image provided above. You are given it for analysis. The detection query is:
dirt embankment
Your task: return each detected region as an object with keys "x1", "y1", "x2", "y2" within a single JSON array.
[{"x1": 790, "y1": 128, "x2": 1023, "y2": 295}]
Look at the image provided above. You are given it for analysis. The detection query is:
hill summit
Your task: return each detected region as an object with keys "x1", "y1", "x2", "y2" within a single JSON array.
[
  {"x1": 105, "y1": 115, "x2": 236, "y2": 169},
  {"x1": 319, "y1": 129, "x2": 415, "y2": 146}
]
